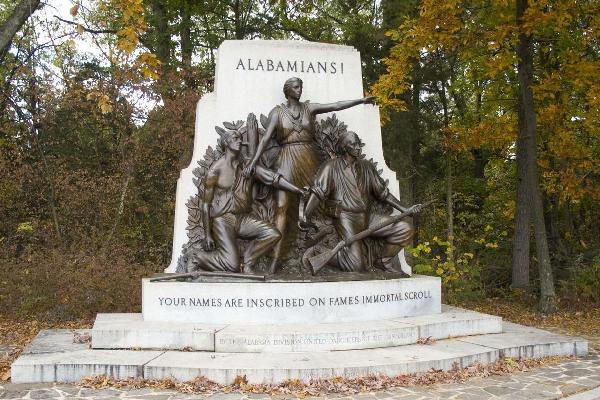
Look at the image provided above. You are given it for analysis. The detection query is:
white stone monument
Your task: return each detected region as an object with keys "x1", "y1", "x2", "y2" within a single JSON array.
[
  {"x1": 140, "y1": 39, "x2": 440, "y2": 326},
  {"x1": 166, "y1": 40, "x2": 400, "y2": 272}
]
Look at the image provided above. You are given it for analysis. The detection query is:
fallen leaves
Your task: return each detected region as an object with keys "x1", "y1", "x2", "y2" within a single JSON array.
[
  {"x1": 69, "y1": 3, "x2": 80, "y2": 17},
  {"x1": 72, "y1": 331, "x2": 92, "y2": 344},
  {"x1": 460, "y1": 295, "x2": 600, "y2": 347},
  {"x1": 0, "y1": 347, "x2": 21, "y2": 383},
  {"x1": 77, "y1": 355, "x2": 571, "y2": 396},
  {"x1": 416, "y1": 336, "x2": 436, "y2": 345}
]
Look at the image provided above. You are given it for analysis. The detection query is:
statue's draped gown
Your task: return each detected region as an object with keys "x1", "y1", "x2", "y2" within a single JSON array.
[{"x1": 271, "y1": 101, "x2": 321, "y2": 260}]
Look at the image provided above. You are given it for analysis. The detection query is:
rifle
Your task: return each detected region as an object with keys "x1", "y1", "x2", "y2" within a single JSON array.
[
  {"x1": 150, "y1": 270, "x2": 266, "y2": 282},
  {"x1": 308, "y1": 200, "x2": 435, "y2": 275}
]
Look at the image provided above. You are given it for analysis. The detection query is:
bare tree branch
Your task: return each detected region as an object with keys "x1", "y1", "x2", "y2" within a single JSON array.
[{"x1": 54, "y1": 15, "x2": 117, "y2": 34}]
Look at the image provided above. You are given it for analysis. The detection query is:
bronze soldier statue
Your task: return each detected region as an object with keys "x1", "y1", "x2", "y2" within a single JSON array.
[
  {"x1": 301, "y1": 131, "x2": 422, "y2": 273},
  {"x1": 244, "y1": 77, "x2": 376, "y2": 274},
  {"x1": 186, "y1": 117, "x2": 306, "y2": 275}
]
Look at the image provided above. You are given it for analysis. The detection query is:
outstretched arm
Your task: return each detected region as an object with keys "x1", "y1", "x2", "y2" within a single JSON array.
[
  {"x1": 309, "y1": 96, "x2": 376, "y2": 115},
  {"x1": 243, "y1": 108, "x2": 278, "y2": 177},
  {"x1": 384, "y1": 193, "x2": 425, "y2": 215}
]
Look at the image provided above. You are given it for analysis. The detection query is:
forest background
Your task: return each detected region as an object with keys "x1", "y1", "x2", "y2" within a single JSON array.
[{"x1": 0, "y1": 0, "x2": 599, "y2": 322}]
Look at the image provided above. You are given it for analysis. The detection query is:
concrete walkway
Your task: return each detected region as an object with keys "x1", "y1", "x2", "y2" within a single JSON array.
[{"x1": 2, "y1": 348, "x2": 599, "y2": 399}]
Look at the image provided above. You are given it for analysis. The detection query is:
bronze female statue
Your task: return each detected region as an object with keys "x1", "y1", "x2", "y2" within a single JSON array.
[{"x1": 244, "y1": 77, "x2": 375, "y2": 274}]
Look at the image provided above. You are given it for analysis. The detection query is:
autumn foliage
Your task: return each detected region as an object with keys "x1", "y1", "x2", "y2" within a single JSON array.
[{"x1": 372, "y1": 0, "x2": 600, "y2": 308}]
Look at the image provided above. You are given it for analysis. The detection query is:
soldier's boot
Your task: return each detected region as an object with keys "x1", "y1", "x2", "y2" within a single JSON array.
[
  {"x1": 268, "y1": 258, "x2": 282, "y2": 275},
  {"x1": 242, "y1": 260, "x2": 257, "y2": 275}
]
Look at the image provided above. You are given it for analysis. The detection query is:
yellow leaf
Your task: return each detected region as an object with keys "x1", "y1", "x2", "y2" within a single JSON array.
[
  {"x1": 16, "y1": 222, "x2": 33, "y2": 234},
  {"x1": 98, "y1": 95, "x2": 112, "y2": 114},
  {"x1": 65, "y1": 39, "x2": 76, "y2": 50},
  {"x1": 99, "y1": 102, "x2": 112, "y2": 114},
  {"x1": 70, "y1": 3, "x2": 80, "y2": 16},
  {"x1": 76, "y1": 24, "x2": 84, "y2": 35}
]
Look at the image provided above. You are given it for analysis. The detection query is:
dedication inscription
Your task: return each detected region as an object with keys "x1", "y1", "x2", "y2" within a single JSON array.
[
  {"x1": 156, "y1": 290, "x2": 434, "y2": 309},
  {"x1": 143, "y1": 275, "x2": 441, "y2": 324}
]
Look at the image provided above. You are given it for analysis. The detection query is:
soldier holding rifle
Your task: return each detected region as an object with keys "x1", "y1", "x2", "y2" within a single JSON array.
[{"x1": 301, "y1": 131, "x2": 423, "y2": 273}]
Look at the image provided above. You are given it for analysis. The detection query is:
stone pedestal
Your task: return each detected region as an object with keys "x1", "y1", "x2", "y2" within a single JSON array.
[
  {"x1": 91, "y1": 306, "x2": 503, "y2": 353},
  {"x1": 142, "y1": 275, "x2": 441, "y2": 324}
]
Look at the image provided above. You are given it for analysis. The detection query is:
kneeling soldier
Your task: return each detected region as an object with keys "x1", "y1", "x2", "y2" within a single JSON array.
[
  {"x1": 302, "y1": 131, "x2": 420, "y2": 273},
  {"x1": 187, "y1": 125, "x2": 305, "y2": 274}
]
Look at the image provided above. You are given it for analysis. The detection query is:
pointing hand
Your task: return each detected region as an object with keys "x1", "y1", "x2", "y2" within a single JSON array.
[{"x1": 363, "y1": 96, "x2": 376, "y2": 105}]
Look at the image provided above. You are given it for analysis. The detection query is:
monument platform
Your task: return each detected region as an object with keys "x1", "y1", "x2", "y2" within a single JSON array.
[
  {"x1": 92, "y1": 306, "x2": 501, "y2": 352},
  {"x1": 11, "y1": 306, "x2": 588, "y2": 384}
]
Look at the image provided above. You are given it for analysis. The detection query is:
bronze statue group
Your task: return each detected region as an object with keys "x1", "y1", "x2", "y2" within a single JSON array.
[{"x1": 180, "y1": 77, "x2": 423, "y2": 277}]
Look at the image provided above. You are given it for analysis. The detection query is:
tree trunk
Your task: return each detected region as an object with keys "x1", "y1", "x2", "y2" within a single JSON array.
[
  {"x1": 232, "y1": 0, "x2": 243, "y2": 39},
  {"x1": 438, "y1": 78, "x2": 454, "y2": 260},
  {"x1": 516, "y1": 0, "x2": 556, "y2": 312},
  {"x1": 410, "y1": 66, "x2": 421, "y2": 246},
  {"x1": 533, "y1": 186, "x2": 556, "y2": 313},
  {"x1": 512, "y1": 0, "x2": 533, "y2": 290},
  {"x1": 21, "y1": 70, "x2": 62, "y2": 241},
  {"x1": 446, "y1": 151, "x2": 454, "y2": 261},
  {"x1": 0, "y1": 0, "x2": 41, "y2": 61},
  {"x1": 149, "y1": 0, "x2": 172, "y2": 102},
  {"x1": 512, "y1": 111, "x2": 531, "y2": 288},
  {"x1": 103, "y1": 168, "x2": 133, "y2": 251},
  {"x1": 472, "y1": 90, "x2": 488, "y2": 179},
  {"x1": 180, "y1": 0, "x2": 195, "y2": 89},
  {"x1": 150, "y1": 0, "x2": 170, "y2": 64}
]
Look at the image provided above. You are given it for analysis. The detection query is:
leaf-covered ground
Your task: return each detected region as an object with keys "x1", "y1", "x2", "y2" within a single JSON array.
[{"x1": 460, "y1": 294, "x2": 600, "y2": 347}]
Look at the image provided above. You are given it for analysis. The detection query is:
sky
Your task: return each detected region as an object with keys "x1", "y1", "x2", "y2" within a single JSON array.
[{"x1": 40, "y1": 0, "x2": 102, "y2": 57}]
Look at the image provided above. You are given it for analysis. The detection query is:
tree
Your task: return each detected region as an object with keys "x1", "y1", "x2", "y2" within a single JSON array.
[{"x1": 515, "y1": 0, "x2": 555, "y2": 311}]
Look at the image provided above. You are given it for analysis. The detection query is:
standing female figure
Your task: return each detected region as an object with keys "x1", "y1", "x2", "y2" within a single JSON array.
[{"x1": 244, "y1": 77, "x2": 375, "y2": 274}]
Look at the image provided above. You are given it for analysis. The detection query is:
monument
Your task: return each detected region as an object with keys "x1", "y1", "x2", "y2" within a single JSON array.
[
  {"x1": 142, "y1": 39, "x2": 440, "y2": 324},
  {"x1": 10, "y1": 40, "x2": 587, "y2": 385},
  {"x1": 165, "y1": 40, "x2": 405, "y2": 275}
]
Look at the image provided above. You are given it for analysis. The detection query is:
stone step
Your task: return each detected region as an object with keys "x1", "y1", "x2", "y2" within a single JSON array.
[
  {"x1": 11, "y1": 323, "x2": 588, "y2": 384},
  {"x1": 92, "y1": 313, "x2": 224, "y2": 351},
  {"x1": 91, "y1": 307, "x2": 503, "y2": 352}
]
